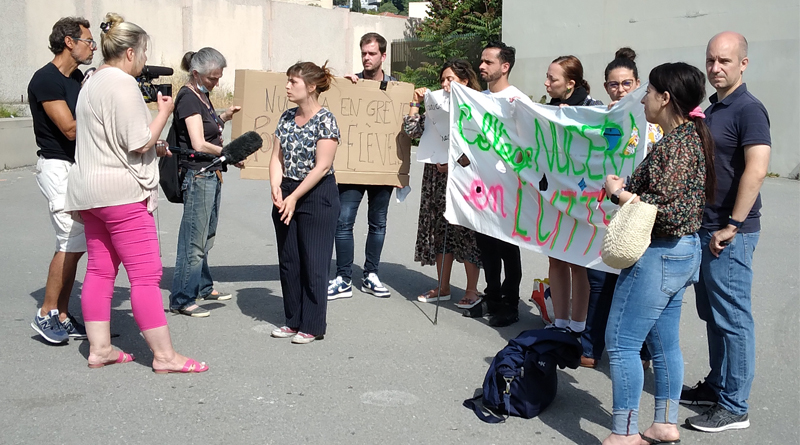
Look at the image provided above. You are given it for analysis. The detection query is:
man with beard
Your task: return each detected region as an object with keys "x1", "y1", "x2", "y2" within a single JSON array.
[
  {"x1": 472, "y1": 41, "x2": 529, "y2": 327},
  {"x1": 28, "y1": 17, "x2": 96, "y2": 343},
  {"x1": 329, "y1": 33, "x2": 398, "y2": 300}
]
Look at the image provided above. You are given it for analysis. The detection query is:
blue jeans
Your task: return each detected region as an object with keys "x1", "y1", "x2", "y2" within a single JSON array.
[
  {"x1": 606, "y1": 235, "x2": 701, "y2": 435},
  {"x1": 583, "y1": 269, "x2": 651, "y2": 361},
  {"x1": 169, "y1": 170, "x2": 221, "y2": 310},
  {"x1": 334, "y1": 184, "x2": 392, "y2": 282},
  {"x1": 694, "y1": 228, "x2": 759, "y2": 415}
]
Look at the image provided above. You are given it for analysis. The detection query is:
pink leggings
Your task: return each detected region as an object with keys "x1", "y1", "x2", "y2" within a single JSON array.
[{"x1": 80, "y1": 201, "x2": 167, "y2": 331}]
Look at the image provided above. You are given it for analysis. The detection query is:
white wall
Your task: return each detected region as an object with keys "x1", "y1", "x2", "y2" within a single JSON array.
[
  {"x1": 502, "y1": 0, "x2": 800, "y2": 177},
  {"x1": 2, "y1": 0, "x2": 407, "y2": 102},
  {"x1": 408, "y1": 2, "x2": 431, "y2": 19}
]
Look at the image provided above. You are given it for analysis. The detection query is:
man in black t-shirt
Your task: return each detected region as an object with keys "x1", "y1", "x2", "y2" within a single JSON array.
[
  {"x1": 27, "y1": 17, "x2": 96, "y2": 344},
  {"x1": 683, "y1": 32, "x2": 772, "y2": 434}
]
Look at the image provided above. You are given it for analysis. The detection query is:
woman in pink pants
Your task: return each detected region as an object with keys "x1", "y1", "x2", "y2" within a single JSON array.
[{"x1": 65, "y1": 12, "x2": 207, "y2": 373}]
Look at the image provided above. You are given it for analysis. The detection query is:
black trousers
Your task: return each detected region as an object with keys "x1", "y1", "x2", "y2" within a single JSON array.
[
  {"x1": 474, "y1": 232, "x2": 522, "y2": 304},
  {"x1": 272, "y1": 174, "x2": 340, "y2": 335}
]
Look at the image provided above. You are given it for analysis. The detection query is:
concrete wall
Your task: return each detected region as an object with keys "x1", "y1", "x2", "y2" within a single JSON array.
[
  {"x1": 2, "y1": 0, "x2": 407, "y2": 101},
  {"x1": 502, "y1": 0, "x2": 800, "y2": 177},
  {"x1": 0, "y1": 118, "x2": 38, "y2": 169},
  {"x1": 1, "y1": 0, "x2": 408, "y2": 169}
]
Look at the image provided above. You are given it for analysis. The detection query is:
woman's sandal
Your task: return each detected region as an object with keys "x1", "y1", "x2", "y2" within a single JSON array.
[
  {"x1": 455, "y1": 290, "x2": 483, "y2": 309},
  {"x1": 417, "y1": 288, "x2": 451, "y2": 302},
  {"x1": 152, "y1": 358, "x2": 209, "y2": 374},
  {"x1": 639, "y1": 433, "x2": 680, "y2": 444},
  {"x1": 88, "y1": 351, "x2": 135, "y2": 369}
]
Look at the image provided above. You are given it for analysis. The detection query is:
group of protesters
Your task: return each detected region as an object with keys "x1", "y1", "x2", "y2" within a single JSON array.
[{"x1": 27, "y1": 11, "x2": 769, "y2": 444}]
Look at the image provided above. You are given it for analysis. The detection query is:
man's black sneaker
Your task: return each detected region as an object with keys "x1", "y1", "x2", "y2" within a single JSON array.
[
  {"x1": 488, "y1": 307, "x2": 519, "y2": 327},
  {"x1": 63, "y1": 313, "x2": 88, "y2": 340},
  {"x1": 685, "y1": 404, "x2": 750, "y2": 432},
  {"x1": 680, "y1": 380, "x2": 718, "y2": 406}
]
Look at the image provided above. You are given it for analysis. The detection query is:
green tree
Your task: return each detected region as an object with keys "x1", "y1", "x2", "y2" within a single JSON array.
[
  {"x1": 397, "y1": 0, "x2": 502, "y2": 89},
  {"x1": 378, "y1": 1, "x2": 399, "y2": 13}
]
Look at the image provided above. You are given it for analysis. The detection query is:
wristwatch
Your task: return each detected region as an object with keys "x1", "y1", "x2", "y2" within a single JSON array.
[
  {"x1": 728, "y1": 216, "x2": 743, "y2": 229},
  {"x1": 610, "y1": 188, "x2": 624, "y2": 205}
]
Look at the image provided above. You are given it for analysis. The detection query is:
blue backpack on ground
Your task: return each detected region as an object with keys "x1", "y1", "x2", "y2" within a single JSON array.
[{"x1": 463, "y1": 328, "x2": 582, "y2": 423}]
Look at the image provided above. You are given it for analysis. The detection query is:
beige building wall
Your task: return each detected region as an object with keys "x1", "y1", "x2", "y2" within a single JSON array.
[
  {"x1": 2, "y1": 0, "x2": 406, "y2": 103},
  {"x1": 502, "y1": 0, "x2": 800, "y2": 177}
]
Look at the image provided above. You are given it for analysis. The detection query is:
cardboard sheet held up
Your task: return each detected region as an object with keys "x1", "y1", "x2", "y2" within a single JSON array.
[{"x1": 231, "y1": 70, "x2": 413, "y2": 186}]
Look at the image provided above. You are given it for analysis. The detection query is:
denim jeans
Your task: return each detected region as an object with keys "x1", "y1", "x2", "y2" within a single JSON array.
[
  {"x1": 606, "y1": 234, "x2": 701, "y2": 435},
  {"x1": 694, "y1": 228, "x2": 759, "y2": 415},
  {"x1": 583, "y1": 269, "x2": 651, "y2": 361},
  {"x1": 334, "y1": 184, "x2": 393, "y2": 282},
  {"x1": 169, "y1": 170, "x2": 221, "y2": 310}
]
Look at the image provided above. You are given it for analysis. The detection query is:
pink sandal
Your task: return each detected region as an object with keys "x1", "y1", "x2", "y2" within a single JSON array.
[
  {"x1": 88, "y1": 351, "x2": 135, "y2": 369},
  {"x1": 152, "y1": 358, "x2": 209, "y2": 374}
]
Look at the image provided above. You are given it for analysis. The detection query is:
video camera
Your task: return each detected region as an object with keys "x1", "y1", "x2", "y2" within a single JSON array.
[{"x1": 137, "y1": 65, "x2": 174, "y2": 102}]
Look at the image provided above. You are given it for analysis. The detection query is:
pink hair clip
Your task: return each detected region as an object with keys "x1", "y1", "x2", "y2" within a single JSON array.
[{"x1": 689, "y1": 106, "x2": 705, "y2": 119}]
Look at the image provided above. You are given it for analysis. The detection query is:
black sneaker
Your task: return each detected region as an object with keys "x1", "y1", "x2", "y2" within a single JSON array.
[
  {"x1": 63, "y1": 313, "x2": 88, "y2": 340},
  {"x1": 488, "y1": 307, "x2": 519, "y2": 327},
  {"x1": 680, "y1": 380, "x2": 719, "y2": 406},
  {"x1": 685, "y1": 404, "x2": 750, "y2": 432}
]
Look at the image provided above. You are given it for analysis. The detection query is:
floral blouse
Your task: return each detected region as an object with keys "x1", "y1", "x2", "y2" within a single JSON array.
[
  {"x1": 275, "y1": 107, "x2": 340, "y2": 180},
  {"x1": 403, "y1": 113, "x2": 426, "y2": 139},
  {"x1": 628, "y1": 121, "x2": 706, "y2": 238}
]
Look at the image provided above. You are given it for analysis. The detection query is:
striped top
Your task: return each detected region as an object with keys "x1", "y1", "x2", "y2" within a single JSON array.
[{"x1": 65, "y1": 67, "x2": 158, "y2": 213}]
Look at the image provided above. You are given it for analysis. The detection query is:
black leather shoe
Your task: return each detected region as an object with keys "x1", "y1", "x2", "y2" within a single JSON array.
[{"x1": 488, "y1": 307, "x2": 519, "y2": 327}]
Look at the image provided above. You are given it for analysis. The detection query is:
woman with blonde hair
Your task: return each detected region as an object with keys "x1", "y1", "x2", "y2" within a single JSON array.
[
  {"x1": 269, "y1": 61, "x2": 341, "y2": 344},
  {"x1": 65, "y1": 13, "x2": 207, "y2": 373}
]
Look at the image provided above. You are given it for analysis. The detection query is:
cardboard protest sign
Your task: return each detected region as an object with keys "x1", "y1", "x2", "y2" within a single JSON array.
[
  {"x1": 444, "y1": 83, "x2": 650, "y2": 272},
  {"x1": 231, "y1": 70, "x2": 414, "y2": 186}
]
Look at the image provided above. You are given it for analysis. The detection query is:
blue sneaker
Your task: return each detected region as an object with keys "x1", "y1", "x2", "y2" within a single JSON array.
[
  {"x1": 31, "y1": 309, "x2": 69, "y2": 344},
  {"x1": 63, "y1": 313, "x2": 88, "y2": 340},
  {"x1": 327, "y1": 276, "x2": 353, "y2": 300},
  {"x1": 362, "y1": 273, "x2": 390, "y2": 298}
]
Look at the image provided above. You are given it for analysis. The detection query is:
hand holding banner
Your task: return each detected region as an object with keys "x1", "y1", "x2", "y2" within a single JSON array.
[
  {"x1": 416, "y1": 89, "x2": 451, "y2": 165},
  {"x1": 444, "y1": 83, "x2": 650, "y2": 272}
]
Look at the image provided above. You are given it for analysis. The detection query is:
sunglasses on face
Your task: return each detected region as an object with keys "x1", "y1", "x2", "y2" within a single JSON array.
[{"x1": 606, "y1": 79, "x2": 635, "y2": 90}]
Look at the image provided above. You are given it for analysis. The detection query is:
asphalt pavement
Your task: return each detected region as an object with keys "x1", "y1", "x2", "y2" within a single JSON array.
[{"x1": 0, "y1": 160, "x2": 797, "y2": 445}]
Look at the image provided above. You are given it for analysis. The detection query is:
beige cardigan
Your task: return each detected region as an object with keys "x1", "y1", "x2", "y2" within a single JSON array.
[{"x1": 65, "y1": 67, "x2": 158, "y2": 213}]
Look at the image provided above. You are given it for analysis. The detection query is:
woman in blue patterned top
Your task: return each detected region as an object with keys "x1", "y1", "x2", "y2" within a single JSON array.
[{"x1": 269, "y1": 61, "x2": 340, "y2": 344}]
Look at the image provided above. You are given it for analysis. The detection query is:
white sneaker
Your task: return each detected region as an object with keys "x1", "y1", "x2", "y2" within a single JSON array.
[
  {"x1": 327, "y1": 276, "x2": 353, "y2": 300},
  {"x1": 362, "y1": 273, "x2": 390, "y2": 298}
]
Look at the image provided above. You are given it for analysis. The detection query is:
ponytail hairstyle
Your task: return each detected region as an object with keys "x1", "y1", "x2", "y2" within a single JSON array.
[
  {"x1": 98, "y1": 12, "x2": 148, "y2": 63},
  {"x1": 439, "y1": 59, "x2": 481, "y2": 91},
  {"x1": 604, "y1": 47, "x2": 639, "y2": 81},
  {"x1": 286, "y1": 61, "x2": 334, "y2": 97},
  {"x1": 648, "y1": 62, "x2": 716, "y2": 202},
  {"x1": 552, "y1": 55, "x2": 591, "y2": 93},
  {"x1": 181, "y1": 47, "x2": 227, "y2": 76}
]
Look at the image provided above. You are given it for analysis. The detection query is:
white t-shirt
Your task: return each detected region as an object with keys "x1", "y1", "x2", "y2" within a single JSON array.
[
  {"x1": 65, "y1": 67, "x2": 157, "y2": 213},
  {"x1": 482, "y1": 85, "x2": 533, "y2": 105}
]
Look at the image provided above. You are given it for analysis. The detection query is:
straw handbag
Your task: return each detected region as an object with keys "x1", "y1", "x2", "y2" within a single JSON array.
[{"x1": 601, "y1": 194, "x2": 657, "y2": 269}]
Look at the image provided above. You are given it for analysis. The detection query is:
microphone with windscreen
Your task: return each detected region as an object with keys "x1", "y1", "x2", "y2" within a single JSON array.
[{"x1": 198, "y1": 131, "x2": 264, "y2": 173}]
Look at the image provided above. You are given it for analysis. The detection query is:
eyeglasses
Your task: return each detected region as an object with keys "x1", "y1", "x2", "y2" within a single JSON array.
[
  {"x1": 73, "y1": 37, "x2": 97, "y2": 50},
  {"x1": 606, "y1": 79, "x2": 635, "y2": 90}
]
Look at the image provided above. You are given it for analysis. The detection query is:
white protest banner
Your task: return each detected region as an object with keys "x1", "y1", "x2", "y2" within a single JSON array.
[
  {"x1": 416, "y1": 89, "x2": 450, "y2": 164},
  {"x1": 444, "y1": 83, "x2": 649, "y2": 272}
]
